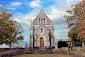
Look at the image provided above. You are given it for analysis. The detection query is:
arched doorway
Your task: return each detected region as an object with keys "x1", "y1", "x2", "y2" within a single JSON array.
[{"x1": 40, "y1": 38, "x2": 44, "y2": 48}]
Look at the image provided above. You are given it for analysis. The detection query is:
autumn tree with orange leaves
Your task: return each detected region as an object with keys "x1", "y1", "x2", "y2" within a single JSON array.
[
  {"x1": 76, "y1": 1, "x2": 85, "y2": 40},
  {"x1": 0, "y1": 5, "x2": 24, "y2": 48},
  {"x1": 66, "y1": 0, "x2": 85, "y2": 46}
]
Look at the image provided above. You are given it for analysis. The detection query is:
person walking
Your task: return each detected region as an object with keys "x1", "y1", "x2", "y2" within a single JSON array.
[
  {"x1": 68, "y1": 42, "x2": 70, "y2": 51},
  {"x1": 70, "y1": 42, "x2": 73, "y2": 51}
]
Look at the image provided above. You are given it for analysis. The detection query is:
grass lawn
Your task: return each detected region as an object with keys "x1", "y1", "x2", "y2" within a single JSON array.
[
  {"x1": 60, "y1": 47, "x2": 85, "y2": 55},
  {"x1": 15, "y1": 53, "x2": 72, "y2": 57},
  {"x1": 0, "y1": 50, "x2": 18, "y2": 55},
  {"x1": 71, "y1": 50, "x2": 85, "y2": 55}
]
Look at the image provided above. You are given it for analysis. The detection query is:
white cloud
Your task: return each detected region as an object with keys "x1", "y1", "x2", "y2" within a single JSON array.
[
  {"x1": 8, "y1": 8, "x2": 16, "y2": 10},
  {"x1": 52, "y1": 0, "x2": 82, "y2": 10},
  {"x1": 10, "y1": 2, "x2": 22, "y2": 6},
  {"x1": 55, "y1": 29, "x2": 69, "y2": 40},
  {"x1": 0, "y1": 4, "x2": 3, "y2": 8},
  {"x1": 45, "y1": 5, "x2": 69, "y2": 29},
  {"x1": 65, "y1": 0, "x2": 82, "y2": 8},
  {"x1": 46, "y1": 6, "x2": 70, "y2": 20},
  {"x1": 55, "y1": 29, "x2": 68, "y2": 35},
  {"x1": 66, "y1": 0, "x2": 82, "y2": 4},
  {"x1": 54, "y1": 23, "x2": 68, "y2": 29},
  {"x1": 28, "y1": 0, "x2": 41, "y2": 8},
  {"x1": 13, "y1": 9, "x2": 40, "y2": 31}
]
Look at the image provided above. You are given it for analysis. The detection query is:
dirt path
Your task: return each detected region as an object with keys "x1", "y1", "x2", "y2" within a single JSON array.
[{"x1": 14, "y1": 53, "x2": 72, "y2": 57}]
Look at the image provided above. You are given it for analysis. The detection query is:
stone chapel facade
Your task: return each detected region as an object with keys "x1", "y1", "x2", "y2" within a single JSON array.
[{"x1": 30, "y1": 7, "x2": 55, "y2": 49}]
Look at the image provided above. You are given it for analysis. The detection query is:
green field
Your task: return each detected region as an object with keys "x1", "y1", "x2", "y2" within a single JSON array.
[{"x1": 15, "y1": 53, "x2": 72, "y2": 57}]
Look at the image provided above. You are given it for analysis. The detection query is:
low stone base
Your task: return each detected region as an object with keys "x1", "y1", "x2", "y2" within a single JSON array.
[
  {"x1": 0, "y1": 49, "x2": 24, "y2": 57},
  {"x1": 29, "y1": 47, "x2": 55, "y2": 49},
  {"x1": 29, "y1": 49, "x2": 56, "y2": 54}
]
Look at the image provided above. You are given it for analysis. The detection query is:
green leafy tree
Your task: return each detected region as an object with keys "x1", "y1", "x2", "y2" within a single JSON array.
[
  {"x1": 68, "y1": 27, "x2": 79, "y2": 42},
  {"x1": 0, "y1": 8, "x2": 24, "y2": 48}
]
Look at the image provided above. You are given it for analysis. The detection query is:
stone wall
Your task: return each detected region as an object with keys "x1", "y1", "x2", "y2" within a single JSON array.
[
  {"x1": 73, "y1": 47, "x2": 82, "y2": 51},
  {"x1": 73, "y1": 47, "x2": 85, "y2": 52},
  {"x1": 0, "y1": 49, "x2": 24, "y2": 57},
  {"x1": 0, "y1": 48, "x2": 18, "y2": 52},
  {"x1": 29, "y1": 49, "x2": 55, "y2": 54},
  {"x1": 0, "y1": 48, "x2": 24, "y2": 52},
  {"x1": 80, "y1": 48, "x2": 85, "y2": 52}
]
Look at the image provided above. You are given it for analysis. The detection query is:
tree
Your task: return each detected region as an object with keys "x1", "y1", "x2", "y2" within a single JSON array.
[
  {"x1": 0, "y1": 8, "x2": 24, "y2": 48},
  {"x1": 68, "y1": 26, "x2": 79, "y2": 42},
  {"x1": 66, "y1": 0, "x2": 85, "y2": 45},
  {"x1": 76, "y1": 1, "x2": 85, "y2": 40},
  {"x1": 66, "y1": 6, "x2": 79, "y2": 43}
]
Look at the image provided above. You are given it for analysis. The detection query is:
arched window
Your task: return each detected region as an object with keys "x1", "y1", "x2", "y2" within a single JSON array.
[
  {"x1": 41, "y1": 28, "x2": 43, "y2": 33},
  {"x1": 39, "y1": 18, "x2": 40, "y2": 23},
  {"x1": 44, "y1": 18, "x2": 45, "y2": 23}
]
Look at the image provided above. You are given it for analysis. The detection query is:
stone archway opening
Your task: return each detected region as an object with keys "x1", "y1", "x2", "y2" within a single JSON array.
[{"x1": 40, "y1": 37, "x2": 44, "y2": 48}]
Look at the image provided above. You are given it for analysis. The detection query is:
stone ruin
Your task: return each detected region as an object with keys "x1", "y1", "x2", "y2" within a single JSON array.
[{"x1": 82, "y1": 42, "x2": 85, "y2": 49}]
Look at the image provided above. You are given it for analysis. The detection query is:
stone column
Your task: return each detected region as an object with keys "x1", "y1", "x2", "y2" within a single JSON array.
[
  {"x1": 51, "y1": 38, "x2": 53, "y2": 47},
  {"x1": 30, "y1": 28, "x2": 33, "y2": 49},
  {"x1": 34, "y1": 36, "x2": 37, "y2": 47},
  {"x1": 31, "y1": 37, "x2": 33, "y2": 49},
  {"x1": 82, "y1": 42, "x2": 84, "y2": 49}
]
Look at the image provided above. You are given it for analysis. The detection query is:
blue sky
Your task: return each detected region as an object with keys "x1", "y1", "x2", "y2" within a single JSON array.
[{"x1": 0, "y1": 0, "x2": 82, "y2": 47}]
